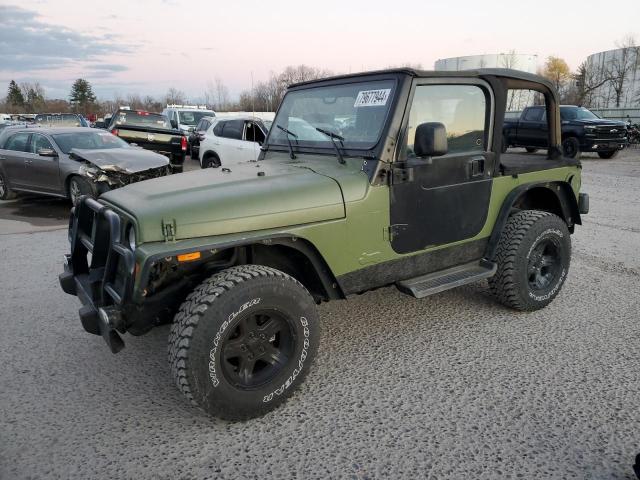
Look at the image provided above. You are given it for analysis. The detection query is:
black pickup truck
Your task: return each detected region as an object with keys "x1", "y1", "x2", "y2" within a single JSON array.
[
  {"x1": 106, "y1": 109, "x2": 187, "y2": 172},
  {"x1": 503, "y1": 105, "x2": 628, "y2": 159}
]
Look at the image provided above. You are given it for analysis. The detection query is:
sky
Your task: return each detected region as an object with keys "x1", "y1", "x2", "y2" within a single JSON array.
[{"x1": 1, "y1": 0, "x2": 639, "y2": 101}]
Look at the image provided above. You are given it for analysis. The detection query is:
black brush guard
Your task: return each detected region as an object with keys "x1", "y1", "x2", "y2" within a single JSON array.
[{"x1": 59, "y1": 196, "x2": 135, "y2": 353}]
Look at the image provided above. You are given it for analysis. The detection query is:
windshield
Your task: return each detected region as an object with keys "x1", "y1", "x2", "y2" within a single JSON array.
[
  {"x1": 561, "y1": 107, "x2": 600, "y2": 121},
  {"x1": 112, "y1": 111, "x2": 172, "y2": 129},
  {"x1": 178, "y1": 110, "x2": 215, "y2": 126},
  {"x1": 52, "y1": 131, "x2": 130, "y2": 154},
  {"x1": 267, "y1": 80, "x2": 395, "y2": 151},
  {"x1": 35, "y1": 114, "x2": 83, "y2": 127}
]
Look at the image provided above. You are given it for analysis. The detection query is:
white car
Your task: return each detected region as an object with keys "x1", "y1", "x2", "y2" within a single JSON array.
[{"x1": 198, "y1": 116, "x2": 270, "y2": 168}]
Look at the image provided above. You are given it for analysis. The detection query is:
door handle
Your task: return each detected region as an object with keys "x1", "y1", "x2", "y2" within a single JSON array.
[
  {"x1": 468, "y1": 157, "x2": 485, "y2": 178},
  {"x1": 24, "y1": 159, "x2": 33, "y2": 165}
]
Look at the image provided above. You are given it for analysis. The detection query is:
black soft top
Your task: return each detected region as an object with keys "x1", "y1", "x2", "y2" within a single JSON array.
[{"x1": 290, "y1": 68, "x2": 554, "y2": 91}]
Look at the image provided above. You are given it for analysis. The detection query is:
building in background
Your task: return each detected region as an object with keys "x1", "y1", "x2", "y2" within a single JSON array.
[
  {"x1": 434, "y1": 53, "x2": 538, "y2": 74},
  {"x1": 581, "y1": 47, "x2": 640, "y2": 109},
  {"x1": 434, "y1": 53, "x2": 539, "y2": 111}
]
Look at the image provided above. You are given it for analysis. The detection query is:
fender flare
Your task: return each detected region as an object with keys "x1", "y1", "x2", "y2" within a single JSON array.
[
  {"x1": 137, "y1": 234, "x2": 343, "y2": 302},
  {"x1": 484, "y1": 181, "x2": 581, "y2": 261}
]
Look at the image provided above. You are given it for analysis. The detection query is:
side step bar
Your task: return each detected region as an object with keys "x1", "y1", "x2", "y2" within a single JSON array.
[{"x1": 396, "y1": 259, "x2": 497, "y2": 299}]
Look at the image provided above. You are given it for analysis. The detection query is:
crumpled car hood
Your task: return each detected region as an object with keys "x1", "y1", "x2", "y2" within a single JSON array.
[
  {"x1": 70, "y1": 147, "x2": 169, "y2": 173},
  {"x1": 100, "y1": 160, "x2": 348, "y2": 243}
]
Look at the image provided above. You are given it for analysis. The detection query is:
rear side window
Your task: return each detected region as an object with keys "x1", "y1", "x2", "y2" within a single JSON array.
[
  {"x1": 221, "y1": 120, "x2": 243, "y2": 140},
  {"x1": 213, "y1": 121, "x2": 225, "y2": 136},
  {"x1": 523, "y1": 107, "x2": 544, "y2": 122},
  {"x1": 3, "y1": 132, "x2": 30, "y2": 152}
]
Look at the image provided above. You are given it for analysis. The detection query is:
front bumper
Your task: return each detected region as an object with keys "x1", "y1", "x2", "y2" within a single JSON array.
[
  {"x1": 582, "y1": 138, "x2": 627, "y2": 151},
  {"x1": 58, "y1": 197, "x2": 136, "y2": 353}
]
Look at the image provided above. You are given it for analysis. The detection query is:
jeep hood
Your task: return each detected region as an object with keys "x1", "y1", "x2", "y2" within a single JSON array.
[
  {"x1": 100, "y1": 161, "x2": 346, "y2": 242},
  {"x1": 70, "y1": 148, "x2": 169, "y2": 173}
]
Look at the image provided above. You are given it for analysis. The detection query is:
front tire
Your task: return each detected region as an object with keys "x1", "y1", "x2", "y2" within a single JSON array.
[
  {"x1": 68, "y1": 176, "x2": 94, "y2": 206},
  {"x1": 168, "y1": 265, "x2": 320, "y2": 420},
  {"x1": 0, "y1": 171, "x2": 17, "y2": 200},
  {"x1": 598, "y1": 150, "x2": 619, "y2": 159},
  {"x1": 489, "y1": 210, "x2": 571, "y2": 311}
]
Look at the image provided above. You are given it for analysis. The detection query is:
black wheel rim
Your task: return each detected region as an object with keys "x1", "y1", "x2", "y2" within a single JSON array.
[
  {"x1": 220, "y1": 309, "x2": 295, "y2": 389},
  {"x1": 563, "y1": 140, "x2": 576, "y2": 158},
  {"x1": 527, "y1": 239, "x2": 562, "y2": 292}
]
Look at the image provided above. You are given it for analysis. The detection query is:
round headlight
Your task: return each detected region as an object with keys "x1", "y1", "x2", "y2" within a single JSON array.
[{"x1": 127, "y1": 225, "x2": 136, "y2": 250}]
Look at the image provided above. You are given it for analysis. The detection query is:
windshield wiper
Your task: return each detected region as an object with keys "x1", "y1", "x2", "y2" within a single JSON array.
[
  {"x1": 276, "y1": 124, "x2": 298, "y2": 159},
  {"x1": 315, "y1": 127, "x2": 346, "y2": 164}
]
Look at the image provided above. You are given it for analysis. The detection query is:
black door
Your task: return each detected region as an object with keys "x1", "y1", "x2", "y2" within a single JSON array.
[
  {"x1": 518, "y1": 106, "x2": 547, "y2": 147},
  {"x1": 390, "y1": 82, "x2": 493, "y2": 254}
]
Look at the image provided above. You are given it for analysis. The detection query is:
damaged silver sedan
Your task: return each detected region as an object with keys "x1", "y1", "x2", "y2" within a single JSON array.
[{"x1": 0, "y1": 127, "x2": 171, "y2": 204}]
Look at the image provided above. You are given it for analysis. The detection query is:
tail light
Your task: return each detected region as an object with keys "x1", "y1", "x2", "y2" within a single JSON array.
[
  {"x1": 111, "y1": 128, "x2": 119, "y2": 136},
  {"x1": 181, "y1": 136, "x2": 187, "y2": 151}
]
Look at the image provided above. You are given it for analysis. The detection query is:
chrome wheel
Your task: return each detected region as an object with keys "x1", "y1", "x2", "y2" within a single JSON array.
[{"x1": 69, "y1": 180, "x2": 81, "y2": 205}]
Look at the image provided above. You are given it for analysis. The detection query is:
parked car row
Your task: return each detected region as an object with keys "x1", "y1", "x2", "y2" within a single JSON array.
[{"x1": 0, "y1": 126, "x2": 171, "y2": 204}]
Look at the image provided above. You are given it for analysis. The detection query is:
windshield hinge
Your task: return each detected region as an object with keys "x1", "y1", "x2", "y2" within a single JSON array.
[
  {"x1": 390, "y1": 166, "x2": 414, "y2": 185},
  {"x1": 162, "y1": 219, "x2": 177, "y2": 242}
]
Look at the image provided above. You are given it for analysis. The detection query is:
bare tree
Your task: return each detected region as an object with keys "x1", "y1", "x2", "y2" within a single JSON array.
[
  {"x1": 500, "y1": 50, "x2": 519, "y2": 70},
  {"x1": 214, "y1": 77, "x2": 229, "y2": 111},
  {"x1": 608, "y1": 35, "x2": 639, "y2": 107},
  {"x1": 165, "y1": 87, "x2": 186, "y2": 106}
]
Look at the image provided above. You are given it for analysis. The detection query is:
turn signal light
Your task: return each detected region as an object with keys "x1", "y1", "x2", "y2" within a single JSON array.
[{"x1": 177, "y1": 251, "x2": 201, "y2": 262}]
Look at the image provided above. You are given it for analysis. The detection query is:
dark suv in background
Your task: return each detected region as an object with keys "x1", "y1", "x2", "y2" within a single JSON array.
[{"x1": 503, "y1": 105, "x2": 628, "y2": 159}]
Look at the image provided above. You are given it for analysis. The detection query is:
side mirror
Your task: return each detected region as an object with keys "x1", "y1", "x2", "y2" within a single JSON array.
[
  {"x1": 38, "y1": 147, "x2": 57, "y2": 157},
  {"x1": 170, "y1": 120, "x2": 178, "y2": 129},
  {"x1": 414, "y1": 122, "x2": 448, "y2": 158}
]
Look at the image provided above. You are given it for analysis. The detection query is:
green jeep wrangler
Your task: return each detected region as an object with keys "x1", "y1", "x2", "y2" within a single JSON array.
[{"x1": 59, "y1": 68, "x2": 589, "y2": 420}]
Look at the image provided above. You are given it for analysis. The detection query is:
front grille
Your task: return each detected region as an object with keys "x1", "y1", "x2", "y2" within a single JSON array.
[
  {"x1": 593, "y1": 127, "x2": 626, "y2": 139},
  {"x1": 69, "y1": 197, "x2": 135, "y2": 307}
]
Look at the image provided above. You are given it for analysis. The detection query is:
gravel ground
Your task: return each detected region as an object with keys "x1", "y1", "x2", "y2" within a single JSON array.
[{"x1": 0, "y1": 150, "x2": 639, "y2": 479}]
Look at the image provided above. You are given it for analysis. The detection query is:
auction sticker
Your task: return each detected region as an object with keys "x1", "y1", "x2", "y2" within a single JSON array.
[{"x1": 354, "y1": 89, "x2": 391, "y2": 107}]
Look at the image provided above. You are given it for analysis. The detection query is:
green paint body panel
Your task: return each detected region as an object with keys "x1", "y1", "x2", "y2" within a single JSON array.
[{"x1": 112, "y1": 151, "x2": 581, "y2": 293}]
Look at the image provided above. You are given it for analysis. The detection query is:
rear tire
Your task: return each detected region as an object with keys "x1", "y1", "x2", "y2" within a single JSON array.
[
  {"x1": 598, "y1": 150, "x2": 618, "y2": 159},
  {"x1": 0, "y1": 171, "x2": 17, "y2": 200},
  {"x1": 525, "y1": 147, "x2": 538, "y2": 153},
  {"x1": 489, "y1": 210, "x2": 571, "y2": 311},
  {"x1": 562, "y1": 137, "x2": 581, "y2": 159},
  {"x1": 202, "y1": 153, "x2": 221, "y2": 168},
  {"x1": 68, "y1": 176, "x2": 94, "y2": 206},
  {"x1": 168, "y1": 265, "x2": 320, "y2": 420}
]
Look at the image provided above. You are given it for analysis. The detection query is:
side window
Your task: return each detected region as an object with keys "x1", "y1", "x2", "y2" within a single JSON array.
[
  {"x1": 523, "y1": 107, "x2": 544, "y2": 122},
  {"x1": 213, "y1": 121, "x2": 225, "y2": 136},
  {"x1": 244, "y1": 122, "x2": 266, "y2": 144},
  {"x1": 3, "y1": 133, "x2": 31, "y2": 152},
  {"x1": 222, "y1": 120, "x2": 243, "y2": 140},
  {"x1": 405, "y1": 84, "x2": 487, "y2": 157},
  {"x1": 30, "y1": 134, "x2": 54, "y2": 154}
]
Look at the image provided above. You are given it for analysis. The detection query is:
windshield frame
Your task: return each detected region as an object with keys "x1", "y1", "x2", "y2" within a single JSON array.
[{"x1": 264, "y1": 76, "x2": 400, "y2": 157}]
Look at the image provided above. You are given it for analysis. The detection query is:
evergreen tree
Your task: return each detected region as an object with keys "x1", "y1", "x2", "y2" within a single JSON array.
[
  {"x1": 69, "y1": 78, "x2": 96, "y2": 112},
  {"x1": 6, "y1": 80, "x2": 25, "y2": 108}
]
